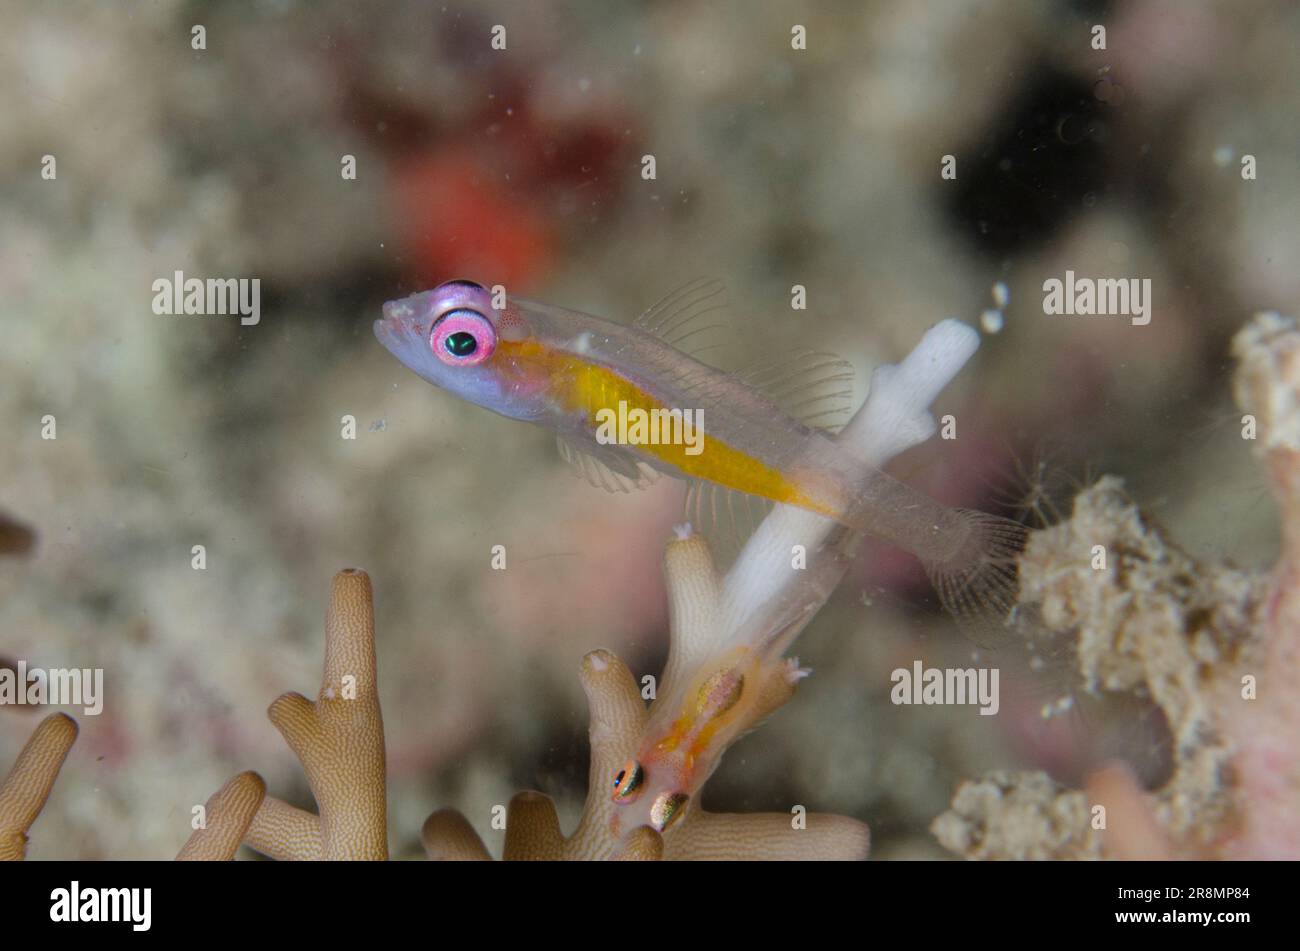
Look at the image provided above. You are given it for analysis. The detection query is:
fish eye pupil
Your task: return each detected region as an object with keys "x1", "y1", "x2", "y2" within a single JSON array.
[
  {"x1": 612, "y1": 761, "x2": 644, "y2": 802},
  {"x1": 445, "y1": 331, "x2": 477, "y2": 357}
]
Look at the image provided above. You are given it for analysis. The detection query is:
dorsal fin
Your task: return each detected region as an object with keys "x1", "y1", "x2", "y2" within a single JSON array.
[
  {"x1": 631, "y1": 277, "x2": 730, "y2": 357},
  {"x1": 734, "y1": 349, "x2": 856, "y2": 433},
  {"x1": 675, "y1": 349, "x2": 856, "y2": 560},
  {"x1": 556, "y1": 433, "x2": 661, "y2": 494},
  {"x1": 628, "y1": 283, "x2": 856, "y2": 556}
]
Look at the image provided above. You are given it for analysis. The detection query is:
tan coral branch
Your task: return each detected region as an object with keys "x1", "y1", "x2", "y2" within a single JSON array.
[
  {"x1": 502, "y1": 791, "x2": 566, "y2": 860},
  {"x1": 421, "y1": 645, "x2": 869, "y2": 861},
  {"x1": 565, "y1": 648, "x2": 650, "y2": 855},
  {"x1": 423, "y1": 649, "x2": 656, "y2": 861},
  {"x1": 245, "y1": 795, "x2": 323, "y2": 861},
  {"x1": 667, "y1": 809, "x2": 870, "y2": 861},
  {"x1": 176, "y1": 771, "x2": 266, "y2": 861},
  {"x1": 255, "y1": 567, "x2": 387, "y2": 859},
  {"x1": 613, "y1": 826, "x2": 663, "y2": 860},
  {"x1": 0, "y1": 712, "x2": 77, "y2": 860},
  {"x1": 421, "y1": 809, "x2": 491, "y2": 861}
]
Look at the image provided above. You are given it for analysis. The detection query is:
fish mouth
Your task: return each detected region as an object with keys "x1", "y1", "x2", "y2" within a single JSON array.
[
  {"x1": 372, "y1": 315, "x2": 397, "y2": 351},
  {"x1": 373, "y1": 300, "x2": 411, "y2": 352}
]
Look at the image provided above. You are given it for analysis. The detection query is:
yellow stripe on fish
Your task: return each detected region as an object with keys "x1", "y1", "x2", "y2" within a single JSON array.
[{"x1": 545, "y1": 349, "x2": 838, "y2": 516}]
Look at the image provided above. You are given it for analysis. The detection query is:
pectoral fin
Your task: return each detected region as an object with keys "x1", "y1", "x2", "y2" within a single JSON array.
[{"x1": 556, "y1": 433, "x2": 661, "y2": 494}]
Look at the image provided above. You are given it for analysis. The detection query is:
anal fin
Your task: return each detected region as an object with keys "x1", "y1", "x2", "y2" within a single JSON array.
[{"x1": 684, "y1": 480, "x2": 775, "y2": 566}]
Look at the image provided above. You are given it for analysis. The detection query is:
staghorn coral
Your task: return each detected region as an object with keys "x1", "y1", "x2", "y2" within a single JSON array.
[
  {"x1": 238, "y1": 567, "x2": 388, "y2": 860},
  {"x1": 423, "y1": 647, "x2": 869, "y2": 860},
  {"x1": 176, "y1": 771, "x2": 266, "y2": 861},
  {"x1": 0, "y1": 712, "x2": 77, "y2": 860},
  {"x1": 201, "y1": 566, "x2": 862, "y2": 861},
  {"x1": 934, "y1": 311, "x2": 1300, "y2": 860}
]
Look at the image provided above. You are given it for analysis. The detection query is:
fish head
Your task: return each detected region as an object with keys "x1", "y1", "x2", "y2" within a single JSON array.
[{"x1": 374, "y1": 279, "x2": 551, "y2": 421}]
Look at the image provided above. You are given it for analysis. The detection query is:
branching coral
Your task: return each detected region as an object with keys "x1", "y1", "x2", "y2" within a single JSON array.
[
  {"x1": 419, "y1": 648, "x2": 666, "y2": 861},
  {"x1": 193, "y1": 320, "x2": 985, "y2": 861},
  {"x1": 176, "y1": 771, "x2": 266, "y2": 861},
  {"x1": 0, "y1": 712, "x2": 77, "y2": 860},
  {"x1": 423, "y1": 647, "x2": 869, "y2": 860},
  {"x1": 934, "y1": 311, "x2": 1300, "y2": 861},
  {"x1": 422, "y1": 319, "x2": 983, "y2": 860},
  {"x1": 213, "y1": 568, "x2": 387, "y2": 860}
]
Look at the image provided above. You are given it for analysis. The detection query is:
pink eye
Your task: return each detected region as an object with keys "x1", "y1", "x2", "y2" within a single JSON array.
[{"x1": 430, "y1": 308, "x2": 496, "y2": 366}]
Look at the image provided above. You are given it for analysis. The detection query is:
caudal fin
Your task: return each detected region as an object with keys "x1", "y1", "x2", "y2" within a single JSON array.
[{"x1": 922, "y1": 510, "x2": 1029, "y2": 645}]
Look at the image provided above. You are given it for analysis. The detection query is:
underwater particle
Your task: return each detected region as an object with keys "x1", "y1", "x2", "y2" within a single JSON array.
[
  {"x1": 980, "y1": 310, "x2": 1004, "y2": 334},
  {"x1": 368, "y1": 418, "x2": 387, "y2": 432},
  {"x1": 1213, "y1": 145, "x2": 1235, "y2": 167},
  {"x1": 1038, "y1": 695, "x2": 1074, "y2": 719},
  {"x1": 991, "y1": 281, "x2": 1009, "y2": 310}
]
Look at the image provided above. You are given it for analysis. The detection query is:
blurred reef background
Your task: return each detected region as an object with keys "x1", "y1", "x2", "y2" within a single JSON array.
[{"x1": 1, "y1": 0, "x2": 1298, "y2": 858}]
